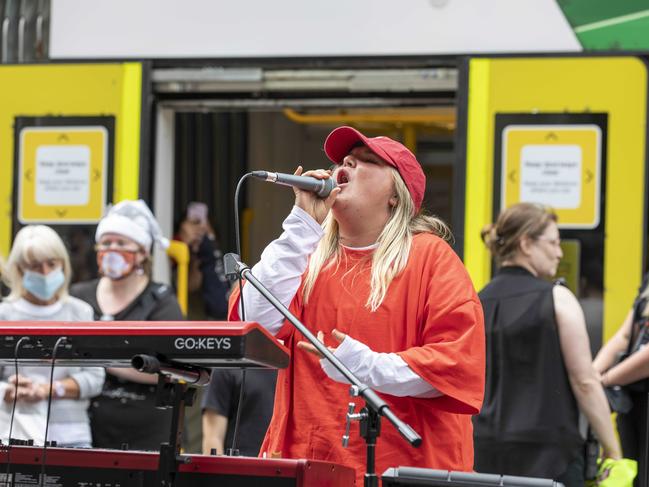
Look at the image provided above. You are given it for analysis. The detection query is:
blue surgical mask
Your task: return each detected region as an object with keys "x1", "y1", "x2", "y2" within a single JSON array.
[{"x1": 22, "y1": 269, "x2": 65, "y2": 302}]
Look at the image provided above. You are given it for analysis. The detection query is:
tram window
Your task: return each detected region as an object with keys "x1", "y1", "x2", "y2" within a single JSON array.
[
  {"x1": 572, "y1": 232, "x2": 605, "y2": 357},
  {"x1": 66, "y1": 226, "x2": 99, "y2": 283}
]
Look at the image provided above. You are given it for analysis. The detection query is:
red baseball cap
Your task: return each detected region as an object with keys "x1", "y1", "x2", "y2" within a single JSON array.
[{"x1": 323, "y1": 126, "x2": 426, "y2": 211}]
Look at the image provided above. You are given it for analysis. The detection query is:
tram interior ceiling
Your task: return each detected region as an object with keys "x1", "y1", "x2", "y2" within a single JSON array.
[{"x1": 163, "y1": 67, "x2": 460, "y2": 265}]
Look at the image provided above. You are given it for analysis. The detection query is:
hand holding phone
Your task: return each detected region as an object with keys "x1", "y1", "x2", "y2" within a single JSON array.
[{"x1": 187, "y1": 202, "x2": 208, "y2": 224}]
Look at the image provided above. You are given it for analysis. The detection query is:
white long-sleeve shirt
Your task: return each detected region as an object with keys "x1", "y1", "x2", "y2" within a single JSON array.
[
  {"x1": 0, "y1": 297, "x2": 106, "y2": 446},
  {"x1": 241, "y1": 206, "x2": 441, "y2": 398}
]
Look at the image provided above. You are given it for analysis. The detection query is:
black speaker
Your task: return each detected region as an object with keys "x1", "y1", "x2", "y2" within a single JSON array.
[{"x1": 381, "y1": 468, "x2": 564, "y2": 487}]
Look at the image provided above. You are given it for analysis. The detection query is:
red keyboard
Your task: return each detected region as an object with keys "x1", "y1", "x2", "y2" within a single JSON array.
[
  {"x1": 0, "y1": 446, "x2": 355, "y2": 486},
  {"x1": 0, "y1": 321, "x2": 289, "y2": 369}
]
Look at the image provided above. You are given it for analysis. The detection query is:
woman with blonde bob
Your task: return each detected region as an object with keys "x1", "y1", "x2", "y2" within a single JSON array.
[
  {"x1": 474, "y1": 202, "x2": 620, "y2": 485},
  {"x1": 228, "y1": 126, "x2": 485, "y2": 484},
  {"x1": 0, "y1": 225, "x2": 104, "y2": 447}
]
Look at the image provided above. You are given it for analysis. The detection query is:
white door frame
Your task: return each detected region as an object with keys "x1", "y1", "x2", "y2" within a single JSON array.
[{"x1": 151, "y1": 106, "x2": 175, "y2": 285}]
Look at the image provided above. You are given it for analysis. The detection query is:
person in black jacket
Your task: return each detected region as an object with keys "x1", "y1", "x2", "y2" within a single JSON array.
[
  {"x1": 594, "y1": 275, "x2": 649, "y2": 486},
  {"x1": 201, "y1": 368, "x2": 277, "y2": 456},
  {"x1": 474, "y1": 202, "x2": 620, "y2": 486},
  {"x1": 70, "y1": 199, "x2": 184, "y2": 451},
  {"x1": 175, "y1": 202, "x2": 228, "y2": 320}
]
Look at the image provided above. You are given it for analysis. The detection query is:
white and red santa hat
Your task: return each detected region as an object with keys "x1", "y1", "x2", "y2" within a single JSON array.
[{"x1": 95, "y1": 199, "x2": 169, "y2": 253}]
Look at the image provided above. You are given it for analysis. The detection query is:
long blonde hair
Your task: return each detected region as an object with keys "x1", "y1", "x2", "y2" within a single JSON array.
[
  {"x1": 303, "y1": 168, "x2": 451, "y2": 311},
  {"x1": 3, "y1": 225, "x2": 72, "y2": 301}
]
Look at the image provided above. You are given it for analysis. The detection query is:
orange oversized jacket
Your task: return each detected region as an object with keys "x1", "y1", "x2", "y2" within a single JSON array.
[{"x1": 229, "y1": 233, "x2": 485, "y2": 483}]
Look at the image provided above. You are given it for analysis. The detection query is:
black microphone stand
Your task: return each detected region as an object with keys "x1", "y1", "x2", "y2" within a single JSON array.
[{"x1": 224, "y1": 253, "x2": 421, "y2": 487}]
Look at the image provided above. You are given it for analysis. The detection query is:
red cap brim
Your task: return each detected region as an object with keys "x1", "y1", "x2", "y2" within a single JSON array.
[
  {"x1": 324, "y1": 126, "x2": 371, "y2": 164},
  {"x1": 323, "y1": 125, "x2": 424, "y2": 211}
]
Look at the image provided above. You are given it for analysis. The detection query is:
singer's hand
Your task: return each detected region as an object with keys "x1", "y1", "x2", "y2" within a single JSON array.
[
  {"x1": 297, "y1": 329, "x2": 346, "y2": 358},
  {"x1": 293, "y1": 166, "x2": 340, "y2": 224}
]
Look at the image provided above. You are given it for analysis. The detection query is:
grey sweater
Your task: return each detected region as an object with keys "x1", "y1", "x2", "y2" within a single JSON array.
[{"x1": 0, "y1": 297, "x2": 105, "y2": 446}]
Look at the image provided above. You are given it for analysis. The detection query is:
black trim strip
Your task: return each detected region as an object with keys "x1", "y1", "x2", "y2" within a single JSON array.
[
  {"x1": 138, "y1": 60, "x2": 153, "y2": 201},
  {"x1": 451, "y1": 57, "x2": 470, "y2": 259}
]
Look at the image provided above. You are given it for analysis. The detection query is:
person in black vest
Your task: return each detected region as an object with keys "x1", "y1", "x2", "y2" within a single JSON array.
[
  {"x1": 473, "y1": 202, "x2": 620, "y2": 486},
  {"x1": 71, "y1": 200, "x2": 184, "y2": 451},
  {"x1": 594, "y1": 276, "x2": 649, "y2": 486}
]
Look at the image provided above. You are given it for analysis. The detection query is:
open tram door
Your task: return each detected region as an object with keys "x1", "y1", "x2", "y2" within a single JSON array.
[
  {"x1": 150, "y1": 65, "x2": 461, "y2": 286},
  {"x1": 458, "y1": 55, "x2": 649, "y2": 353},
  {"x1": 149, "y1": 63, "x2": 461, "y2": 454}
]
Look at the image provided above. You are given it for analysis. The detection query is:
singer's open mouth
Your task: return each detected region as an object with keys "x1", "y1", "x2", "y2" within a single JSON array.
[{"x1": 336, "y1": 170, "x2": 350, "y2": 185}]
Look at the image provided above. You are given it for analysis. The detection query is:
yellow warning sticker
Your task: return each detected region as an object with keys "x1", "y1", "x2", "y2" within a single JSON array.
[
  {"x1": 18, "y1": 126, "x2": 108, "y2": 223},
  {"x1": 502, "y1": 125, "x2": 601, "y2": 228}
]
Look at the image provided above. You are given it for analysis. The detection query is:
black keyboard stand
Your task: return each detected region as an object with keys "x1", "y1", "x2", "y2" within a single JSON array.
[
  {"x1": 131, "y1": 354, "x2": 211, "y2": 487},
  {"x1": 156, "y1": 376, "x2": 195, "y2": 487}
]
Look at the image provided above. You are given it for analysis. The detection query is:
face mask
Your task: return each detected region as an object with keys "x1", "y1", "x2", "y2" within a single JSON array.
[
  {"x1": 97, "y1": 250, "x2": 138, "y2": 280},
  {"x1": 23, "y1": 269, "x2": 65, "y2": 302}
]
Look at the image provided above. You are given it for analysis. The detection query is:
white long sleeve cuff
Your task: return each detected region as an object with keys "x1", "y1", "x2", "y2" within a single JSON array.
[
  {"x1": 240, "y1": 206, "x2": 323, "y2": 335},
  {"x1": 69, "y1": 367, "x2": 106, "y2": 399},
  {"x1": 319, "y1": 335, "x2": 443, "y2": 398}
]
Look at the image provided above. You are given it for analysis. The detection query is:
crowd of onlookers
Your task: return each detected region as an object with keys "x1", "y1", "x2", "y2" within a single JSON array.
[
  {"x1": 0, "y1": 199, "x2": 646, "y2": 486},
  {"x1": 0, "y1": 199, "x2": 275, "y2": 455}
]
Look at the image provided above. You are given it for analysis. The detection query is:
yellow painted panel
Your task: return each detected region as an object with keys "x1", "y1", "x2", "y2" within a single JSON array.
[
  {"x1": 464, "y1": 59, "x2": 494, "y2": 289},
  {"x1": 464, "y1": 57, "x2": 647, "y2": 342},
  {"x1": 116, "y1": 63, "x2": 142, "y2": 201},
  {"x1": 556, "y1": 239, "x2": 581, "y2": 295},
  {"x1": 0, "y1": 63, "x2": 143, "y2": 258},
  {"x1": 167, "y1": 240, "x2": 190, "y2": 316}
]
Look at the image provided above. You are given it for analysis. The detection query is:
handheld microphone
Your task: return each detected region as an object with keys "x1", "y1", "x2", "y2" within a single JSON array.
[{"x1": 251, "y1": 171, "x2": 337, "y2": 198}]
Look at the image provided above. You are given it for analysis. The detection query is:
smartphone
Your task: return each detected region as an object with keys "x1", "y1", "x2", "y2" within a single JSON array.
[{"x1": 187, "y1": 202, "x2": 208, "y2": 223}]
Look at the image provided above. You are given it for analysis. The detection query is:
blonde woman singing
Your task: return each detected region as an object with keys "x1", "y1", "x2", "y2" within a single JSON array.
[{"x1": 229, "y1": 126, "x2": 485, "y2": 485}]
